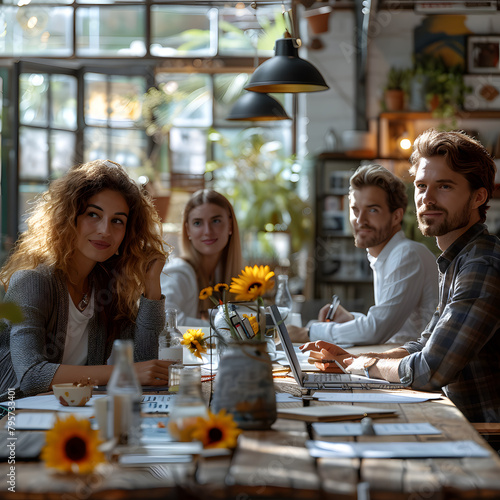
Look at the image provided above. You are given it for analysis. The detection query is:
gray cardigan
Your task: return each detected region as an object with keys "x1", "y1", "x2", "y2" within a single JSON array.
[{"x1": 0, "y1": 265, "x2": 165, "y2": 399}]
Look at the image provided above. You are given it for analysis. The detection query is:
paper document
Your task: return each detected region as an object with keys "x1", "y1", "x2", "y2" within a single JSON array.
[
  {"x1": 306, "y1": 440, "x2": 491, "y2": 458},
  {"x1": 312, "y1": 422, "x2": 441, "y2": 437},
  {"x1": 311, "y1": 392, "x2": 442, "y2": 404},
  {"x1": 4, "y1": 412, "x2": 57, "y2": 430},
  {"x1": 277, "y1": 404, "x2": 397, "y2": 422}
]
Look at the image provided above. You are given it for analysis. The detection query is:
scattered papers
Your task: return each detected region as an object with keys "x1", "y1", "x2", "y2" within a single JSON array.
[
  {"x1": 5, "y1": 412, "x2": 57, "y2": 430},
  {"x1": 0, "y1": 393, "x2": 176, "y2": 415},
  {"x1": 277, "y1": 404, "x2": 397, "y2": 422},
  {"x1": 306, "y1": 440, "x2": 491, "y2": 458},
  {"x1": 276, "y1": 393, "x2": 300, "y2": 403},
  {"x1": 0, "y1": 394, "x2": 107, "y2": 415},
  {"x1": 312, "y1": 422, "x2": 441, "y2": 437},
  {"x1": 310, "y1": 392, "x2": 442, "y2": 404}
]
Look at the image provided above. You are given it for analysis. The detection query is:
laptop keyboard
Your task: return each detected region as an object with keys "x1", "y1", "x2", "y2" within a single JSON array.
[{"x1": 307, "y1": 373, "x2": 348, "y2": 382}]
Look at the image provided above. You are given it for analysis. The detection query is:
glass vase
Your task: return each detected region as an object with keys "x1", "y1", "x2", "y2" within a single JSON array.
[{"x1": 211, "y1": 340, "x2": 276, "y2": 430}]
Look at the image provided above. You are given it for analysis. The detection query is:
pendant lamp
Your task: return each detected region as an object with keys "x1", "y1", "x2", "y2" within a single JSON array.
[
  {"x1": 245, "y1": 37, "x2": 329, "y2": 93},
  {"x1": 227, "y1": 91, "x2": 290, "y2": 121}
]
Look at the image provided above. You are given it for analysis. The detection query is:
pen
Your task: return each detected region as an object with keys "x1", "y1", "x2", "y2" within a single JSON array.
[{"x1": 325, "y1": 294, "x2": 340, "y2": 322}]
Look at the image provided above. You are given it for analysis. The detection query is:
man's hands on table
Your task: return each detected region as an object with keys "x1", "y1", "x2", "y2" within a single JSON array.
[
  {"x1": 299, "y1": 340, "x2": 404, "y2": 383},
  {"x1": 300, "y1": 340, "x2": 356, "y2": 373}
]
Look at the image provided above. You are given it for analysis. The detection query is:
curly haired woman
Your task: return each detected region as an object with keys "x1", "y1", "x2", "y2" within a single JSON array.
[{"x1": 0, "y1": 160, "x2": 172, "y2": 399}]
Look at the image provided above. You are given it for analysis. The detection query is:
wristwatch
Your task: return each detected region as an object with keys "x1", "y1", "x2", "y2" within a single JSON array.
[{"x1": 363, "y1": 358, "x2": 379, "y2": 378}]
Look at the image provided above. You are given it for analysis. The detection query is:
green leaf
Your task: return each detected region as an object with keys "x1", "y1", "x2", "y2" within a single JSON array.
[{"x1": 0, "y1": 302, "x2": 24, "y2": 323}]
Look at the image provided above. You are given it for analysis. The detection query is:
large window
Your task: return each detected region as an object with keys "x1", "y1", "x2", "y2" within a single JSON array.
[
  {"x1": 3, "y1": 1, "x2": 295, "y2": 259},
  {"x1": 0, "y1": 2, "x2": 286, "y2": 58}
]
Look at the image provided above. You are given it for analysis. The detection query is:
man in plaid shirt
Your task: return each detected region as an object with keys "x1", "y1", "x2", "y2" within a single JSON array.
[{"x1": 304, "y1": 128, "x2": 500, "y2": 424}]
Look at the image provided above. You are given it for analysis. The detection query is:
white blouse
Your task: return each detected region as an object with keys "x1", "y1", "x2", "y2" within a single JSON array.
[{"x1": 62, "y1": 289, "x2": 94, "y2": 365}]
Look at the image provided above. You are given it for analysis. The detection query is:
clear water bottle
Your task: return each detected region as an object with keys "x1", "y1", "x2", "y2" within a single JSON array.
[
  {"x1": 107, "y1": 339, "x2": 142, "y2": 446},
  {"x1": 275, "y1": 275, "x2": 293, "y2": 320},
  {"x1": 158, "y1": 308, "x2": 183, "y2": 363},
  {"x1": 168, "y1": 366, "x2": 208, "y2": 441}
]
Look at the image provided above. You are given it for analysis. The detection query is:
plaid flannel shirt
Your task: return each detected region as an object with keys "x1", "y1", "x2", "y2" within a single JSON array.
[{"x1": 399, "y1": 223, "x2": 500, "y2": 423}]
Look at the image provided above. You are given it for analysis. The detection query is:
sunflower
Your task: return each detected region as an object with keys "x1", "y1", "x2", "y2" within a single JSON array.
[
  {"x1": 229, "y1": 265, "x2": 275, "y2": 301},
  {"x1": 242, "y1": 314, "x2": 259, "y2": 335},
  {"x1": 191, "y1": 410, "x2": 240, "y2": 449},
  {"x1": 199, "y1": 286, "x2": 213, "y2": 300},
  {"x1": 41, "y1": 414, "x2": 105, "y2": 474},
  {"x1": 214, "y1": 283, "x2": 229, "y2": 292},
  {"x1": 181, "y1": 328, "x2": 208, "y2": 359}
]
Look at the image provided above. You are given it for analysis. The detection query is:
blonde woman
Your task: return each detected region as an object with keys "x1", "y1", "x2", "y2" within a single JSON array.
[
  {"x1": 161, "y1": 189, "x2": 242, "y2": 325},
  {"x1": 0, "y1": 160, "x2": 172, "y2": 399}
]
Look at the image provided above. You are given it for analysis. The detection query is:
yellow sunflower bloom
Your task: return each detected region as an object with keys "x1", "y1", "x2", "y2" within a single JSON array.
[
  {"x1": 229, "y1": 265, "x2": 275, "y2": 301},
  {"x1": 191, "y1": 410, "x2": 240, "y2": 449},
  {"x1": 214, "y1": 283, "x2": 229, "y2": 292},
  {"x1": 181, "y1": 329, "x2": 208, "y2": 359},
  {"x1": 199, "y1": 287, "x2": 213, "y2": 300},
  {"x1": 242, "y1": 314, "x2": 259, "y2": 335},
  {"x1": 41, "y1": 415, "x2": 105, "y2": 474}
]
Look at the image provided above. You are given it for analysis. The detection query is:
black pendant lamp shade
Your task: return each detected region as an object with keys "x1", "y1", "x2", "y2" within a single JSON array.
[
  {"x1": 227, "y1": 92, "x2": 290, "y2": 121},
  {"x1": 245, "y1": 37, "x2": 329, "y2": 93}
]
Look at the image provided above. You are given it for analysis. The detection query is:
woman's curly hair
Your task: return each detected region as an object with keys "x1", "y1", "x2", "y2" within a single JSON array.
[{"x1": 1, "y1": 159, "x2": 170, "y2": 324}]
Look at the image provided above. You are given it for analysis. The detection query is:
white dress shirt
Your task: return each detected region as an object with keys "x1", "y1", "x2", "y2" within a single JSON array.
[{"x1": 309, "y1": 231, "x2": 439, "y2": 347}]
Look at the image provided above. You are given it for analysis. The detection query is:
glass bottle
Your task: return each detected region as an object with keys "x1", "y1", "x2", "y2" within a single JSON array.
[
  {"x1": 107, "y1": 339, "x2": 142, "y2": 446},
  {"x1": 158, "y1": 308, "x2": 183, "y2": 363},
  {"x1": 275, "y1": 274, "x2": 293, "y2": 320},
  {"x1": 168, "y1": 366, "x2": 208, "y2": 441}
]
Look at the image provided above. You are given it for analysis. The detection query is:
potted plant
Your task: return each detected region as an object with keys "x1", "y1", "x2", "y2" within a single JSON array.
[
  {"x1": 410, "y1": 54, "x2": 471, "y2": 125},
  {"x1": 206, "y1": 128, "x2": 312, "y2": 262},
  {"x1": 383, "y1": 67, "x2": 410, "y2": 112}
]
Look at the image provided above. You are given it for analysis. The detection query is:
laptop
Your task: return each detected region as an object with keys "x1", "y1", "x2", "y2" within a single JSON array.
[{"x1": 269, "y1": 305, "x2": 407, "y2": 390}]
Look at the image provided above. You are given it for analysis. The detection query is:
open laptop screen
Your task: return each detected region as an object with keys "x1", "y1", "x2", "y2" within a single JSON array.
[{"x1": 269, "y1": 304, "x2": 305, "y2": 384}]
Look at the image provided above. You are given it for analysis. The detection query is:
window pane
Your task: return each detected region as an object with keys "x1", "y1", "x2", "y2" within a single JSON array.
[
  {"x1": 19, "y1": 73, "x2": 48, "y2": 126},
  {"x1": 2, "y1": 0, "x2": 72, "y2": 4},
  {"x1": 219, "y1": 5, "x2": 284, "y2": 57},
  {"x1": 84, "y1": 73, "x2": 108, "y2": 126},
  {"x1": 170, "y1": 127, "x2": 207, "y2": 175},
  {"x1": 84, "y1": 127, "x2": 110, "y2": 162},
  {"x1": 76, "y1": 6, "x2": 146, "y2": 57},
  {"x1": 109, "y1": 76, "x2": 145, "y2": 126},
  {"x1": 0, "y1": 6, "x2": 72, "y2": 57},
  {"x1": 150, "y1": 6, "x2": 217, "y2": 57},
  {"x1": 50, "y1": 130, "x2": 76, "y2": 177},
  {"x1": 152, "y1": 73, "x2": 212, "y2": 128},
  {"x1": 19, "y1": 127, "x2": 49, "y2": 180},
  {"x1": 51, "y1": 75, "x2": 77, "y2": 130},
  {"x1": 84, "y1": 127, "x2": 147, "y2": 171},
  {"x1": 85, "y1": 73, "x2": 145, "y2": 127},
  {"x1": 109, "y1": 129, "x2": 147, "y2": 170},
  {"x1": 19, "y1": 183, "x2": 46, "y2": 232}
]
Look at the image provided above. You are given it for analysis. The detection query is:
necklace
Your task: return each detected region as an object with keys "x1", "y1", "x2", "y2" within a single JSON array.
[
  {"x1": 68, "y1": 279, "x2": 90, "y2": 312},
  {"x1": 77, "y1": 293, "x2": 89, "y2": 312}
]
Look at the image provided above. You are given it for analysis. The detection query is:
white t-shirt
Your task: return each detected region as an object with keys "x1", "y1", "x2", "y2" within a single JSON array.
[{"x1": 62, "y1": 290, "x2": 94, "y2": 365}]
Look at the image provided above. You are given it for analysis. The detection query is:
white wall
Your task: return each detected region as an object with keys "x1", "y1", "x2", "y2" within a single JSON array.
[{"x1": 300, "y1": 7, "x2": 500, "y2": 157}]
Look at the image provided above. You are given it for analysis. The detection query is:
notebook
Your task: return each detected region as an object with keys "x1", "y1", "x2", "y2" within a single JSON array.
[{"x1": 269, "y1": 304, "x2": 407, "y2": 390}]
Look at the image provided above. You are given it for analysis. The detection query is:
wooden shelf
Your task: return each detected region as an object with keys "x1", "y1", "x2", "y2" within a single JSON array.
[{"x1": 380, "y1": 111, "x2": 500, "y2": 120}]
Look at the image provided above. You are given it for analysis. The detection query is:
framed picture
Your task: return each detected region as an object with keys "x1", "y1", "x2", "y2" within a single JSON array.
[
  {"x1": 463, "y1": 75, "x2": 500, "y2": 111},
  {"x1": 467, "y1": 36, "x2": 500, "y2": 74}
]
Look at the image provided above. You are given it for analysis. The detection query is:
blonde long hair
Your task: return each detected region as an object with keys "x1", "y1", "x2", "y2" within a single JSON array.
[
  {"x1": 1, "y1": 159, "x2": 169, "y2": 325},
  {"x1": 180, "y1": 190, "x2": 242, "y2": 311}
]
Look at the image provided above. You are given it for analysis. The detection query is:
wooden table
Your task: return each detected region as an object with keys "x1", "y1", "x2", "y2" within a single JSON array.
[{"x1": 2, "y1": 354, "x2": 500, "y2": 499}]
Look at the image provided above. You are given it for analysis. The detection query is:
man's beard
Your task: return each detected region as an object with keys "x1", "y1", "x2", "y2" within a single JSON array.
[
  {"x1": 417, "y1": 196, "x2": 473, "y2": 237},
  {"x1": 353, "y1": 220, "x2": 394, "y2": 249}
]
